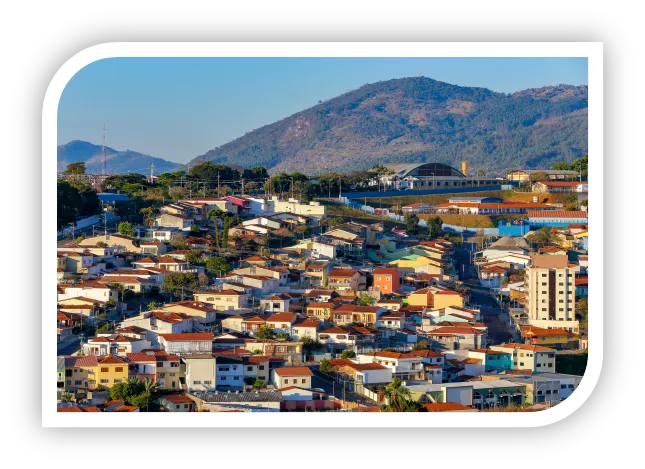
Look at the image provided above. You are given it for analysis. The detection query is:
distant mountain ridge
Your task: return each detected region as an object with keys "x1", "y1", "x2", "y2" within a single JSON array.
[
  {"x1": 188, "y1": 76, "x2": 588, "y2": 174},
  {"x1": 57, "y1": 140, "x2": 182, "y2": 174}
]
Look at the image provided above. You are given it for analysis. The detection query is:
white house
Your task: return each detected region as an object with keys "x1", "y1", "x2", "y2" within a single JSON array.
[
  {"x1": 357, "y1": 351, "x2": 424, "y2": 381},
  {"x1": 215, "y1": 356, "x2": 245, "y2": 390},
  {"x1": 271, "y1": 366, "x2": 313, "y2": 389},
  {"x1": 158, "y1": 332, "x2": 214, "y2": 355}
]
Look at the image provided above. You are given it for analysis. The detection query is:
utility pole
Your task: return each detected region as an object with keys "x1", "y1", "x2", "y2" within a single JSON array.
[
  {"x1": 290, "y1": 177, "x2": 295, "y2": 199},
  {"x1": 69, "y1": 222, "x2": 75, "y2": 240},
  {"x1": 338, "y1": 176, "x2": 342, "y2": 199},
  {"x1": 217, "y1": 172, "x2": 220, "y2": 196},
  {"x1": 101, "y1": 123, "x2": 107, "y2": 176}
]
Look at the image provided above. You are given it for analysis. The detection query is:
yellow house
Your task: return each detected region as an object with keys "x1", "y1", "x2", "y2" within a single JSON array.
[
  {"x1": 95, "y1": 355, "x2": 129, "y2": 388},
  {"x1": 432, "y1": 290, "x2": 465, "y2": 310},
  {"x1": 520, "y1": 326, "x2": 579, "y2": 350},
  {"x1": 391, "y1": 254, "x2": 444, "y2": 275},
  {"x1": 407, "y1": 288, "x2": 433, "y2": 307},
  {"x1": 80, "y1": 234, "x2": 140, "y2": 253},
  {"x1": 306, "y1": 302, "x2": 336, "y2": 321}
]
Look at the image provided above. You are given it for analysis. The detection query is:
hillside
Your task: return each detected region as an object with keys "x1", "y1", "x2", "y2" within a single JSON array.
[
  {"x1": 189, "y1": 77, "x2": 588, "y2": 175},
  {"x1": 57, "y1": 140, "x2": 182, "y2": 174}
]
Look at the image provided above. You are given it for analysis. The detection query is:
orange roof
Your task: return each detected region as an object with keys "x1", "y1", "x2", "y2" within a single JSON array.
[
  {"x1": 361, "y1": 351, "x2": 418, "y2": 359},
  {"x1": 328, "y1": 269, "x2": 359, "y2": 278},
  {"x1": 307, "y1": 302, "x2": 335, "y2": 309},
  {"x1": 98, "y1": 354, "x2": 127, "y2": 365},
  {"x1": 346, "y1": 363, "x2": 388, "y2": 371},
  {"x1": 162, "y1": 394, "x2": 194, "y2": 404},
  {"x1": 373, "y1": 268, "x2": 400, "y2": 275},
  {"x1": 273, "y1": 366, "x2": 313, "y2": 377},
  {"x1": 158, "y1": 332, "x2": 214, "y2": 341},
  {"x1": 494, "y1": 343, "x2": 555, "y2": 352},
  {"x1": 266, "y1": 312, "x2": 296, "y2": 323},
  {"x1": 528, "y1": 211, "x2": 587, "y2": 218},
  {"x1": 420, "y1": 403, "x2": 473, "y2": 412},
  {"x1": 539, "y1": 181, "x2": 583, "y2": 187}
]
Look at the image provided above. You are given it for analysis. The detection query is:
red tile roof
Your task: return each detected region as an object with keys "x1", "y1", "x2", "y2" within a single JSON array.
[
  {"x1": 158, "y1": 332, "x2": 214, "y2": 341},
  {"x1": 420, "y1": 403, "x2": 474, "y2": 412},
  {"x1": 273, "y1": 366, "x2": 313, "y2": 377},
  {"x1": 162, "y1": 394, "x2": 194, "y2": 404},
  {"x1": 528, "y1": 211, "x2": 587, "y2": 218},
  {"x1": 328, "y1": 269, "x2": 359, "y2": 278}
]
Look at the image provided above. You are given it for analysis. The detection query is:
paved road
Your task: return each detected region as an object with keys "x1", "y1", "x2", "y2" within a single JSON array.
[
  {"x1": 57, "y1": 336, "x2": 81, "y2": 356},
  {"x1": 310, "y1": 367, "x2": 378, "y2": 408}
]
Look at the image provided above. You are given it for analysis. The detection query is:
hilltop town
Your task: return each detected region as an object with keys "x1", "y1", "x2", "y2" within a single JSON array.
[{"x1": 56, "y1": 158, "x2": 589, "y2": 413}]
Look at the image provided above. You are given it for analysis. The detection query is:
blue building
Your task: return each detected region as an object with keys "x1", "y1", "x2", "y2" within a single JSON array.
[
  {"x1": 97, "y1": 192, "x2": 130, "y2": 205},
  {"x1": 528, "y1": 210, "x2": 588, "y2": 228},
  {"x1": 498, "y1": 219, "x2": 531, "y2": 237}
]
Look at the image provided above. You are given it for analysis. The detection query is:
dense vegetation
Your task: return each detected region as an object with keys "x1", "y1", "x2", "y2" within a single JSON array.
[
  {"x1": 57, "y1": 140, "x2": 182, "y2": 174},
  {"x1": 189, "y1": 77, "x2": 588, "y2": 174},
  {"x1": 57, "y1": 179, "x2": 101, "y2": 229}
]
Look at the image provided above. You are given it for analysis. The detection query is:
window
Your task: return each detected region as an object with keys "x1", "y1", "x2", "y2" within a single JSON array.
[
  {"x1": 100, "y1": 379, "x2": 109, "y2": 384},
  {"x1": 203, "y1": 380, "x2": 212, "y2": 384},
  {"x1": 301, "y1": 379, "x2": 306, "y2": 384},
  {"x1": 115, "y1": 367, "x2": 123, "y2": 372},
  {"x1": 234, "y1": 376, "x2": 240, "y2": 380},
  {"x1": 284, "y1": 379, "x2": 289, "y2": 384},
  {"x1": 100, "y1": 367, "x2": 108, "y2": 372},
  {"x1": 74, "y1": 380, "x2": 82, "y2": 385},
  {"x1": 561, "y1": 384, "x2": 566, "y2": 389},
  {"x1": 184, "y1": 404, "x2": 189, "y2": 409},
  {"x1": 193, "y1": 380, "x2": 201, "y2": 384},
  {"x1": 519, "y1": 362, "x2": 524, "y2": 366}
]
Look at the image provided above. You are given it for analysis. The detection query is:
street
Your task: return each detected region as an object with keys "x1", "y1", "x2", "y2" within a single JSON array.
[
  {"x1": 57, "y1": 336, "x2": 81, "y2": 356},
  {"x1": 310, "y1": 366, "x2": 378, "y2": 408},
  {"x1": 456, "y1": 237, "x2": 514, "y2": 345}
]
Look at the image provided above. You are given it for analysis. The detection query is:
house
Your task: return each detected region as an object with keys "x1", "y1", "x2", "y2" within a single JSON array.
[
  {"x1": 422, "y1": 326, "x2": 487, "y2": 351},
  {"x1": 331, "y1": 304, "x2": 384, "y2": 327},
  {"x1": 357, "y1": 351, "x2": 424, "y2": 381},
  {"x1": 375, "y1": 310, "x2": 406, "y2": 330},
  {"x1": 95, "y1": 355, "x2": 129, "y2": 390},
  {"x1": 243, "y1": 340, "x2": 303, "y2": 362},
  {"x1": 306, "y1": 302, "x2": 336, "y2": 322},
  {"x1": 451, "y1": 349, "x2": 513, "y2": 373},
  {"x1": 372, "y1": 267, "x2": 401, "y2": 294},
  {"x1": 317, "y1": 325, "x2": 376, "y2": 353},
  {"x1": 338, "y1": 363, "x2": 393, "y2": 386},
  {"x1": 122, "y1": 311, "x2": 193, "y2": 338},
  {"x1": 242, "y1": 355, "x2": 288, "y2": 383},
  {"x1": 215, "y1": 356, "x2": 245, "y2": 390},
  {"x1": 327, "y1": 269, "x2": 364, "y2": 291},
  {"x1": 182, "y1": 354, "x2": 217, "y2": 392},
  {"x1": 140, "y1": 241, "x2": 168, "y2": 256},
  {"x1": 158, "y1": 332, "x2": 214, "y2": 355},
  {"x1": 519, "y1": 325, "x2": 580, "y2": 350},
  {"x1": 490, "y1": 343, "x2": 557, "y2": 373},
  {"x1": 303, "y1": 289, "x2": 337, "y2": 303},
  {"x1": 376, "y1": 299, "x2": 404, "y2": 311},
  {"x1": 405, "y1": 380, "x2": 526, "y2": 410},
  {"x1": 479, "y1": 265, "x2": 507, "y2": 289},
  {"x1": 532, "y1": 181, "x2": 585, "y2": 193},
  {"x1": 155, "y1": 213, "x2": 193, "y2": 230},
  {"x1": 291, "y1": 317, "x2": 322, "y2": 341},
  {"x1": 132, "y1": 256, "x2": 191, "y2": 272},
  {"x1": 265, "y1": 312, "x2": 297, "y2": 335},
  {"x1": 193, "y1": 289, "x2": 250, "y2": 311},
  {"x1": 83, "y1": 334, "x2": 150, "y2": 356},
  {"x1": 260, "y1": 294, "x2": 292, "y2": 314},
  {"x1": 157, "y1": 394, "x2": 196, "y2": 412},
  {"x1": 189, "y1": 389, "x2": 282, "y2": 412},
  {"x1": 126, "y1": 351, "x2": 181, "y2": 390},
  {"x1": 271, "y1": 366, "x2": 313, "y2": 389},
  {"x1": 57, "y1": 282, "x2": 117, "y2": 303},
  {"x1": 98, "y1": 275, "x2": 156, "y2": 294},
  {"x1": 80, "y1": 234, "x2": 141, "y2": 253},
  {"x1": 409, "y1": 350, "x2": 444, "y2": 383}
]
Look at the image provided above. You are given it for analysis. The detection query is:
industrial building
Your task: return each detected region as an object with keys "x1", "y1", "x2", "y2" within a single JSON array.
[
  {"x1": 506, "y1": 169, "x2": 581, "y2": 183},
  {"x1": 382, "y1": 162, "x2": 499, "y2": 190},
  {"x1": 528, "y1": 211, "x2": 588, "y2": 228}
]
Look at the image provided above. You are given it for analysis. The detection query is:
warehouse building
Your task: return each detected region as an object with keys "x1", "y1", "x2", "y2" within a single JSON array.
[
  {"x1": 506, "y1": 169, "x2": 581, "y2": 183},
  {"x1": 382, "y1": 162, "x2": 498, "y2": 190}
]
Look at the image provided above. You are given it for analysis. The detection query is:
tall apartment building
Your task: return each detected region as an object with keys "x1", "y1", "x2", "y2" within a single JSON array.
[{"x1": 525, "y1": 255, "x2": 579, "y2": 333}]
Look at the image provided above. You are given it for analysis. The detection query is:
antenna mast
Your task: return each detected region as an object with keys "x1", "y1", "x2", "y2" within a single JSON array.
[
  {"x1": 101, "y1": 123, "x2": 107, "y2": 175},
  {"x1": 150, "y1": 162, "x2": 155, "y2": 183}
]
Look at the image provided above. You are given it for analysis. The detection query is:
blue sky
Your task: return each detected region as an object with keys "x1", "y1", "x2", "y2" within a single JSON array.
[{"x1": 58, "y1": 57, "x2": 588, "y2": 164}]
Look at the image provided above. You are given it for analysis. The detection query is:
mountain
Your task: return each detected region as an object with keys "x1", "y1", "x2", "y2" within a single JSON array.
[
  {"x1": 57, "y1": 140, "x2": 183, "y2": 174},
  {"x1": 188, "y1": 77, "x2": 588, "y2": 175}
]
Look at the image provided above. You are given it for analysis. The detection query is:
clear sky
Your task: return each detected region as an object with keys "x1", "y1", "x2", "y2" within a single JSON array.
[{"x1": 58, "y1": 57, "x2": 588, "y2": 164}]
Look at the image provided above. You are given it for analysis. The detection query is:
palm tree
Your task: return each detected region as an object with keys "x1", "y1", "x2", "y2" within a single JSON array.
[
  {"x1": 142, "y1": 377, "x2": 158, "y2": 412},
  {"x1": 381, "y1": 378, "x2": 417, "y2": 412}
]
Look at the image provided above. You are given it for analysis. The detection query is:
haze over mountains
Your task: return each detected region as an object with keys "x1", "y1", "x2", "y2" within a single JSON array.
[
  {"x1": 57, "y1": 140, "x2": 183, "y2": 175},
  {"x1": 190, "y1": 77, "x2": 588, "y2": 175}
]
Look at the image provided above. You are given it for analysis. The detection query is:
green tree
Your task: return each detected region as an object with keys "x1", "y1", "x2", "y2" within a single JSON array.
[
  {"x1": 205, "y1": 256, "x2": 231, "y2": 276},
  {"x1": 301, "y1": 337, "x2": 325, "y2": 352},
  {"x1": 404, "y1": 212, "x2": 420, "y2": 235},
  {"x1": 381, "y1": 378, "x2": 418, "y2": 412},
  {"x1": 526, "y1": 226, "x2": 556, "y2": 249},
  {"x1": 117, "y1": 221, "x2": 136, "y2": 237},
  {"x1": 75, "y1": 236, "x2": 85, "y2": 244},
  {"x1": 570, "y1": 155, "x2": 588, "y2": 175},
  {"x1": 411, "y1": 340, "x2": 429, "y2": 351},
  {"x1": 253, "y1": 378, "x2": 264, "y2": 390},
  {"x1": 382, "y1": 348, "x2": 396, "y2": 352},
  {"x1": 293, "y1": 224, "x2": 312, "y2": 239},
  {"x1": 185, "y1": 250, "x2": 204, "y2": 265},
  {"x1": 256, "y1": 324, "x2": 276, "y2": 340},
  {"x1": 576, "y1": 298, "x2": 588, "y2": 336},
  {"x1": 319, "y1": 359, "x2": 336, "y2": 373},
  {"x1": 427, "y1": 216, "x2": 444, "y2": 239},
  {"x1": 277, "y1": 332, "x2": 291, "y2": 341},
  {"x1": 169, "y1": 233, "x2": 188, "y2": 250},
  {"x1": 146, "y1": 301, "x2": 159, "y2": 311},
  {"x1": 190, "y1": 224, "x2": 201, "y2": 234},
  {"x1": 129, "y1": 392, "x2": 151, "y2": 411},
  {"x1": 161, "y1": 272, "x2": 200, "y2": 300},
  {"x1": 65, "y1": 162, "x2": 86, "y2": 174},
  {"x1": 340, "y1": 350, "x2": 356, "y2": 359},
  {"x1": 551, "y1": 162, "x2": 572, "y2": 171},
  {"x1": 358, "y1": 293, "x2": 375, "y2": 306},
  {"x1": 529, "y1": 171, "x2": 549, "y2": 182}
]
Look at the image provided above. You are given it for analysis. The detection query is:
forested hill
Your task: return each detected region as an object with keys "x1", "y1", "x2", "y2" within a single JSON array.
[
  {"x1": 188, "y1": 77, "x2": 588, "y2": 175},
  {"x1": 57, "y1": 140, "x2": 182, "y2": 174}
]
